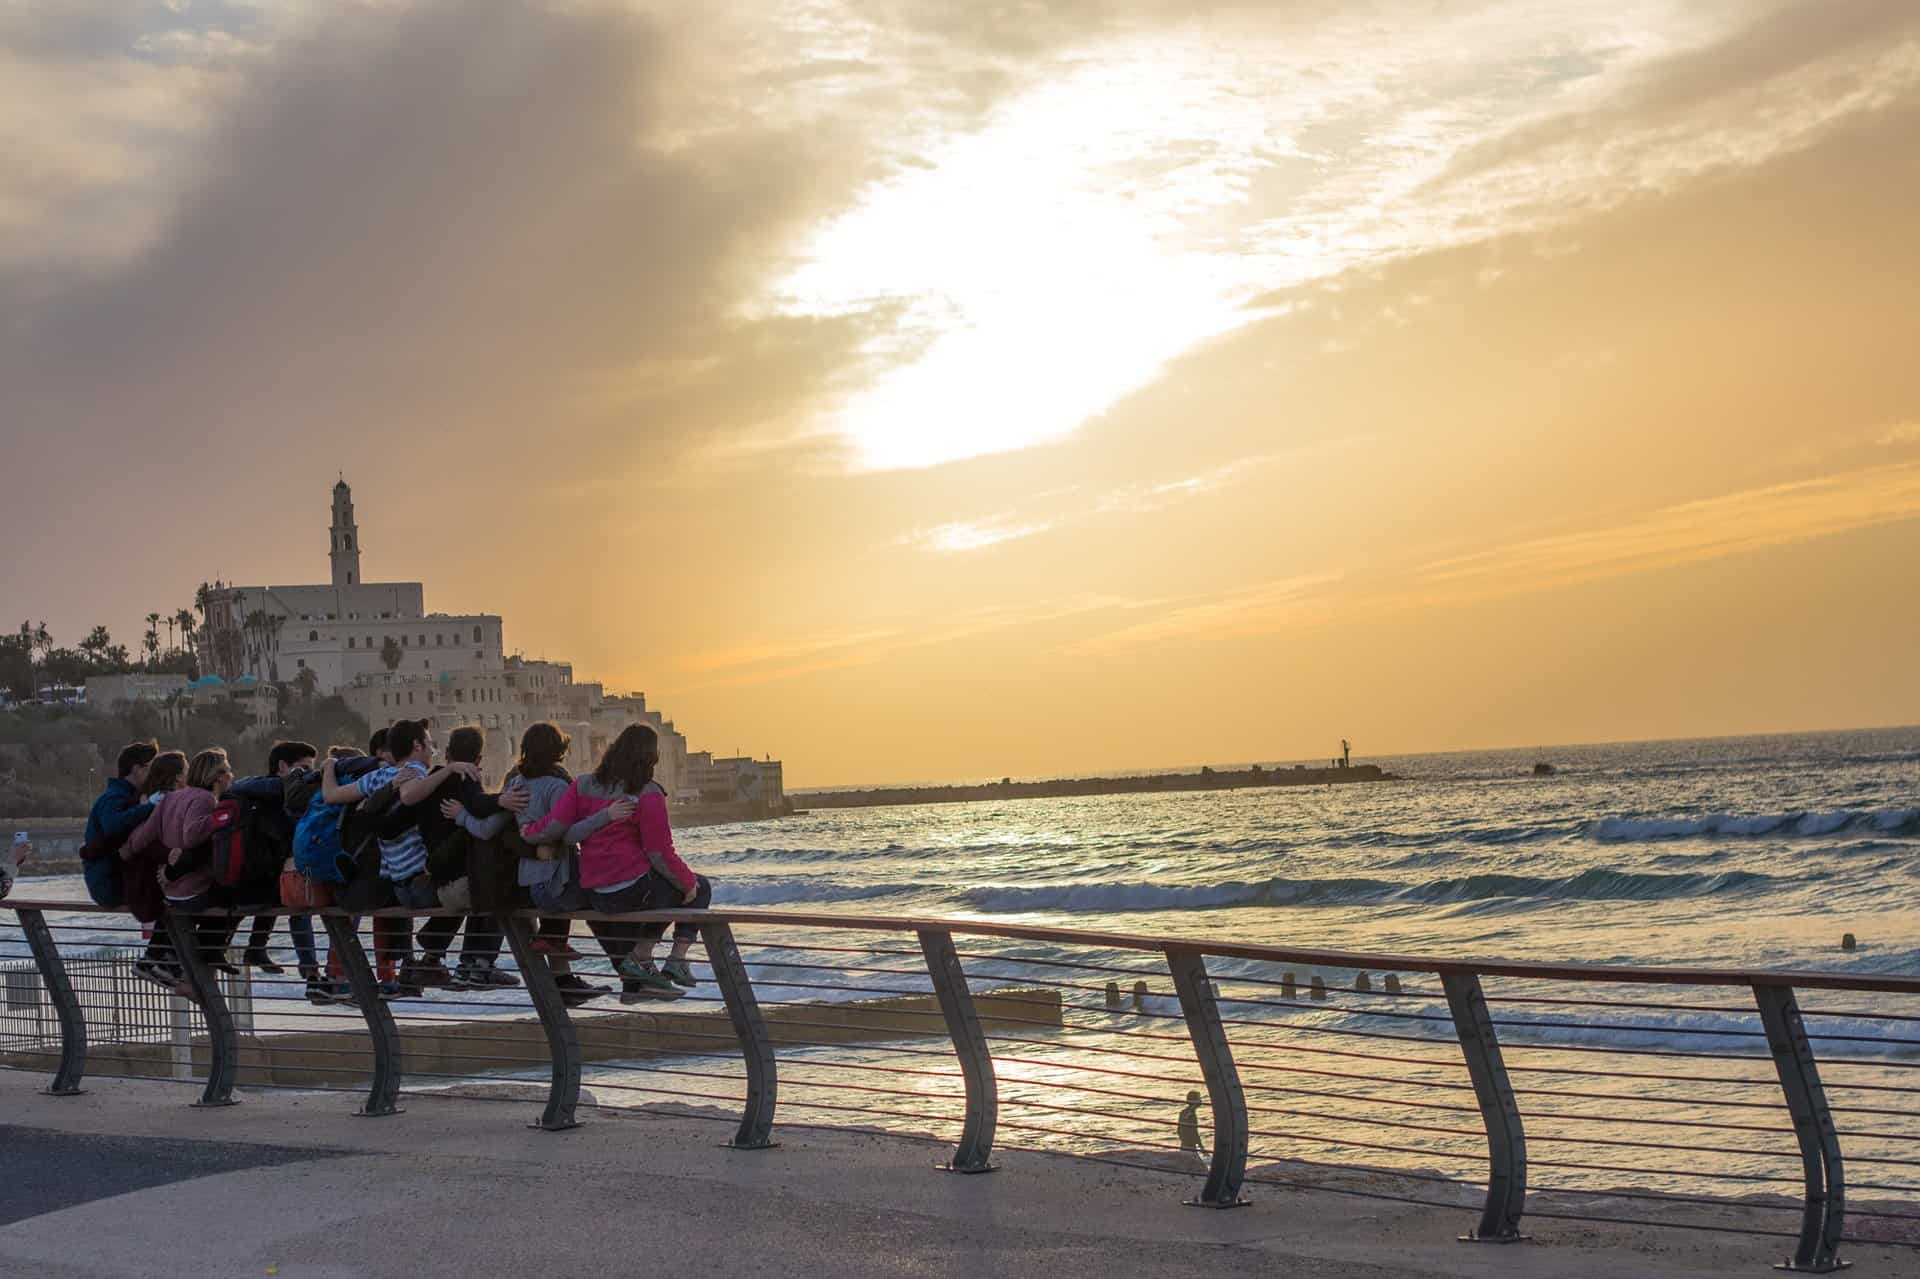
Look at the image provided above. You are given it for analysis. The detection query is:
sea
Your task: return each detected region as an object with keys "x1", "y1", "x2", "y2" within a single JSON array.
[{"x1": 8, "y1": 726, "x2": 1919, "y2": 1212}]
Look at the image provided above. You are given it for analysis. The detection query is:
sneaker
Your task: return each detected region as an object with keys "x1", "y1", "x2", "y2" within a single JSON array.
[
  {"x1": 661, "y1": 957, "x2": 697, "y2": 989},
  {"x1": 446, "y1": 963, "x2": 477, "y2": 991},
  {"x1": 133, "y1": 958, "x2": 181, "y2": 991},
  {"x1": 464, "y1": 960, "x2": 521, "y2": 989},
  {"x1": 402, "y1": 956, "x2": 451, "y2": 989},
  {"x1": 618, "y1": 972, "x2": 685, "y2": 1004},
  {"x1": 306, "y1": 978, "x2": 354, "y2": 1006},
  {"x1": 378, "y1": 978, "x2": 406, "y2": 1001},
  {"x1": 554, "y1": 974, "x2": 607, "y2": 1008},
  {"x1": 616, "y1": 955, "x2": 676, "y2": 989},
  {"x1": 243, "y1": 948, "x2": 285, "y2": 975}
]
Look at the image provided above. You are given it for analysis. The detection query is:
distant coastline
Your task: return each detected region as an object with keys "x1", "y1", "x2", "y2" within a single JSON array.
[{"x1": 801, "y1": 761, "x2": 1397, "y2": 810}]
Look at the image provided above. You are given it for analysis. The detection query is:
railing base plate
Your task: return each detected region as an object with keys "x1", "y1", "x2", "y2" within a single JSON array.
[
  {"x1": 1184, "y1": 1196, "x2": 1250, "y2": 1210},
  {"x1": 355, "y1": 1106, "x2": 405, "y2": 1119},
  {"x1": 724, "y1": 1139, "x2": 779, "y2": 1151},
  {"x1": 937, "y1": 1161, "x2": 997, "y2": 1174},
  {"x1": 1773, "y1": 1262, "x2": 1849, "y2": 1274},
  {"x1": 1459, "y1": 1233, "x2": 1530, "y2": 1245},
  {"x1": 190, "y1": 1099, "x2": 240, "y2": 1108},
  {"x1": 42, "y1": 1087, "x2": 86, "y2": 1098},
  {"x1": 531, "y1": 1120, "x2": 581, "y2": 1133}
]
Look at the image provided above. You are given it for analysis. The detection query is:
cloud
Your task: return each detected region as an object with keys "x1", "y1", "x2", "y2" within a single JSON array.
[
  {"x1": 1056, "y1": 456, "x2": 1920, "y2": 657},
  {"x1": 900, "y1": 515, "x2": 1058, "y2": 554},
  {"x1": 667, "y1": 594, "x2": 1138, "y2": 691},
  {"x1": 778, "y1": 0, "x2": 1920, "y2": 471},
  {"x1": 0, "y1": 2, "x2": 876, "y2": 491},
  {"x1": 1411, "y1": 457, "x2": 1920, "y2": 604},
  {"x1": 899, "y1": 440, "x2": 1367, "y2": 554}
]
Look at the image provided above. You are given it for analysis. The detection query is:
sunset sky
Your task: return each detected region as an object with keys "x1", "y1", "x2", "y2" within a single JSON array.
[{"x1": 2, "y1": 0, "x2": 1917, "y2": 787}]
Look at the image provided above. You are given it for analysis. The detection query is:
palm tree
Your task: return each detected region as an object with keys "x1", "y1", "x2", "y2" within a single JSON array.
[
  {"x1": 143, "y1": 613, "x2": 162, "y2": 669},
  {"x1": 163, "y1": 613, "x2": 175, "y2": 653},
  {"x1": 381, "y1": 636, "x2": 403, "y2": 672}
]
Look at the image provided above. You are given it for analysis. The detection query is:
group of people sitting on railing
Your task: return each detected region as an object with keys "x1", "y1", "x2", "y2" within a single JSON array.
[{"x1": 76, "y1": 717, "x2": 711, "y2": 1010}]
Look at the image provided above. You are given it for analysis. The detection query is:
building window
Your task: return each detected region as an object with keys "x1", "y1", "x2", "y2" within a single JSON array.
[
  {"x1": 296, "y1": 658, "x2": 306, "y2": 669},
  {"x1": 456, "y1": 689, "x2": 464, "y2": 703},
  {"x1": 418, "y1": 635, "x2": 426, "y2": 647},
  {"x1": 436, "y1": 633, "x2": 444, "y2": 646},
  {"x1": 309, "y1": 630, "x2": 318, "y2": 642},
  {"x1": 473, "y1": 625, "x2": 482, "y2": 643},
  {"x1": 424, "y1": 660, "x2": 430, "y2": 670},
  {"x1": 348, "y1": 637, "x2": 356, "y2": 649},
  {"x1": 474, "y1": 650, "x2": 482, "y2": 659},
  {"x1": 366, "y1": 637, "x2": 373, "y2": 649},
  {"x1": 347, "y1": 573, "x2": 353, "y2": 585},
  {"x1": 401, "y1": 635, "x2": 408, "y2": 647},
  {"x1": 408, "y1": 692, "x2": 415, "y2": 705}
]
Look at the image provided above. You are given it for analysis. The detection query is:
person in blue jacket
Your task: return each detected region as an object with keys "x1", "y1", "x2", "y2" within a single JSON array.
[{"x1": 81, "y1": 741, "x2": 160, "y2": 907}]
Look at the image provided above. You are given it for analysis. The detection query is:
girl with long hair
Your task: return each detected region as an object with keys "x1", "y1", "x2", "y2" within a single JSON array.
[{"x1": 522, "y1": 724, "x2": 710, "y2": 1001}]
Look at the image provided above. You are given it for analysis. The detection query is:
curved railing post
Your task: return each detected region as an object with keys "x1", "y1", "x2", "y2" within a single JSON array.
[
  {"x1": 501, "y1": 912, "x2": 581, "y2": 1131},
  {"x1": 1754, "y1": 982, "x2": 1846, "y2": 1273},
  {"x1": 322, "y1": 913, "x2": 404, "y2": 1117},
  {"x1": 164, "y1": 909, "x2": 237, "y2": 1107},
  {"x1": 705, "y1": 921, "x2": 777, "y2": 1149},
  {"x1": 1165, "y1": 947, "x2": 1248, "y2": 1207},
  {"x1": 918, "y1": 928, "x2": 997, "y2": 1172},
  {"x1": 17, "y1": 908, "x2": 86, "y2": 1095},
  {"x1": 1441, "y1": 971, "x2": 1527, "y2": 1242}
]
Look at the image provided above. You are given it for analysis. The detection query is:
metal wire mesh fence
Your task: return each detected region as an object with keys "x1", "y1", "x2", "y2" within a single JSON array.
[{"x1": 4, "y1": 897, "x2": 1917, "y2": 1273}]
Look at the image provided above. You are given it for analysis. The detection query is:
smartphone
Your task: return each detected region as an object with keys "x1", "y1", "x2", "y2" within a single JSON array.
[{"x1": 10, "y1": 832, "x2": 26, "y2": 846}]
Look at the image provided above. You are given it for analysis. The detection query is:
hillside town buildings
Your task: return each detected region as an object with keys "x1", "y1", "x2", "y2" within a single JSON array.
[{"x1": 87, "y1": 480, "x2": 783, "y2": 813}]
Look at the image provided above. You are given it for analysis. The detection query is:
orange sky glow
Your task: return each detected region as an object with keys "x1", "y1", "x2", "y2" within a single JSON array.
[{"x1": 2, "y1": 0, "x2": 1917, "y2": 786}]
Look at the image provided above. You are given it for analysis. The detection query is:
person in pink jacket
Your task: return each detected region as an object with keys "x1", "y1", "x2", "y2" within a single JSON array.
[
  {"x1": 523, "y1": 725, "x2": 709, "y2": 1002},
  {"x1": 127, "y1": 747, "x2": 234, "y2": 987}
]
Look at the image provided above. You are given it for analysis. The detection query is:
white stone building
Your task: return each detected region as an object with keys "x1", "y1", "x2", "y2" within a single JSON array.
[{"x1": 197, "y1": 480, "x2": 504, "y2": 691}]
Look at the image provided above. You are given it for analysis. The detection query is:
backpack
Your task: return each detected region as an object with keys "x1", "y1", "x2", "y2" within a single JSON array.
[
  {"x1": 208, "y1": 794, "x2": 285, "y2": 887},
  {"x1": 292, "y1": 790, "x2": 349, "y2": 883}
]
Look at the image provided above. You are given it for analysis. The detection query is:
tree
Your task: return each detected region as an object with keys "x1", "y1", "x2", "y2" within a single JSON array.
[
  {"x1": 78, "y1": 626, "x2": 114, "y2": 667},
  {"x1": 381, "y1": 636, "x2": 403, "y2": 671},
  {"x1": 174, "y1": 608, "x2": 196, "y2": 654},
  {"x1": 295, "y1": 667, "x2": 319, "y2": 702},
  {"x1": 143, "y1": 613, "x2": 162, "y2": 669}
]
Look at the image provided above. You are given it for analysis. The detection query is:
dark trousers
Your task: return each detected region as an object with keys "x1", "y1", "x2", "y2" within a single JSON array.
[
  {"x1": 243, "y1": 914, "x2": 320, "y2": 973},
  {"x1": 418, "y1": 913, "x2": 504, "y2": 963},
  {"x1": 587, "y1": 872, "x2": 711, "y2": 960}
]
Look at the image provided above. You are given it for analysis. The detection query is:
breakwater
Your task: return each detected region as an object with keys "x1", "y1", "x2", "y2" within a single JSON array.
[{"x1": 802, "y1": 762, "x2": 1395, "y2": 810}]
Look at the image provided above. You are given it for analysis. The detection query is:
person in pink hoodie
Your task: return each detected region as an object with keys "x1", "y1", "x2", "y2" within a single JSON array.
[
  {"x1": 522, "y1": 725, "x2": 709, "y2": 1002},
  {"x1": 127, "y1": 747, "x2": 234, "y2": 988}
]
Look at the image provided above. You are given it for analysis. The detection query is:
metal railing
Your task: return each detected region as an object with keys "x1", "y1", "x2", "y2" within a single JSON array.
[{"x1": 4, "y1": 897, "x2": 1919, "y2": 1273}]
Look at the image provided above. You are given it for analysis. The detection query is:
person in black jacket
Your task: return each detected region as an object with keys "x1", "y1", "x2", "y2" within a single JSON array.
[
  {"x1": 409, "y1": 725, "x2": 527, "y2": 990},
  {"x1": 227, "y1": 741, "x2": 321, "y2": 987}
]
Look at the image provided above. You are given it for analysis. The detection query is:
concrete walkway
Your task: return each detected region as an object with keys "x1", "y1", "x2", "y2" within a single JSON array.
[{"x1": 1, "y1": 1074, "x2": 1911, "y2": 1278}]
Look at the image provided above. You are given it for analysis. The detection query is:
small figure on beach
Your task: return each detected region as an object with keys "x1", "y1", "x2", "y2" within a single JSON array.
[
  {"x1": 1178, "y1": 1089, "x2": 1208, "y2": 1161},
  {"x1": 2, "y1": 832, "x2": 30, "y2": 899}
]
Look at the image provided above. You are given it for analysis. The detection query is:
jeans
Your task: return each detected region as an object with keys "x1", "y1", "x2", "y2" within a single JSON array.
[
  {"x1": 586, "y1": 872, "x2": 710, "y2": 963},
  {"x1": 242, "y1": 914, "x2": 320, "y2": 974}
]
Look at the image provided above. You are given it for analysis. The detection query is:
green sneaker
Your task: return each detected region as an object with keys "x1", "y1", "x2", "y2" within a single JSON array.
[
  {"x1": 616, "y1": 956, "x2": 678, "y2": 993},
  {"x1": 662, "y1": 957, "x2": 697, "y2": 989}
]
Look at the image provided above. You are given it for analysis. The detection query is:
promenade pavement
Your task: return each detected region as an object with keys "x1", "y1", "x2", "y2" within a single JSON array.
[{"x1": 2, "y1": 1073, "x2": 1911, "y2": 1278}]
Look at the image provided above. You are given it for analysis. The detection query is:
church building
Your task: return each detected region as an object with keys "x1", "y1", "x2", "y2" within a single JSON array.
[{"x1": 196, "y1": 479, "x2": 505, "y2": 692}]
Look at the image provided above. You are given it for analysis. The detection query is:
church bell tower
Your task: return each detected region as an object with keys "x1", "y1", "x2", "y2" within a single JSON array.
[{"x1": 330, "y1": 478, "x2": 361, "y2": 588}]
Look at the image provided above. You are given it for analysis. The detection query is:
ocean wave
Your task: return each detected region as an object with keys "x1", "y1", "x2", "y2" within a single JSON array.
[
  {"x1": 1588, "y1": 808, "x2": 1919, "y2": 842},
  {"x1": 956, "y1": 867, "x2": 1777, "y2": 915}
]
